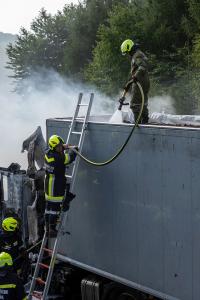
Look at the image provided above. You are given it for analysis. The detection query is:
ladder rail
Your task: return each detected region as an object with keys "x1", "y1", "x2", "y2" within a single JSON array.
[
  {"x1": 66, "y1": 93, "x2": 83, "y2": 145},
  {"x1": 41, "y1": 213, "x2": 67, "y2": 299},
  {"x1": 70, "y1": 93, "x2": 93, "y2": 189},
  {"x1": 28, "y1": 233, "x2": 48, "y2": 299}
]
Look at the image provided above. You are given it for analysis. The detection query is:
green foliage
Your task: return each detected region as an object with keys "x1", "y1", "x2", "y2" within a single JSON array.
[
  {"x1": 85, "y1": 0, "x2": 189, "y2": 96},
  {"x1": 62, "y1": 1, "x2": 108, "y2": 77},
  {"x1": 6, "y1": 0, "x2": 200, "y2": 113},
  {"x1": 187, "y1": 0, "x2": 200, "y2": 29},
  {"x1": 7, "y1": 1, "x2": 129, "y2": 83},
  {"x1": 192, "y1": 35, "x2": 200, "y2": 67},
  {"x1": 85, "y1": 0, "x2": 200, "y2": 113},
  {"x1": 7, "y1": 9, "x2": 69, "y2": 79},
  {"x1": 85, "y1": 3, "x2": 139, "y2": 95},
  {"x1": 61, "y1": 0, "x2": 130, "y2": 77}
]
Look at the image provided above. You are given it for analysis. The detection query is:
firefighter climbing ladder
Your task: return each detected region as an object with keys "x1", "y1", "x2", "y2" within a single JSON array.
[{"x1": 28, "y1": 93, "x2": 94, "y2": 300}]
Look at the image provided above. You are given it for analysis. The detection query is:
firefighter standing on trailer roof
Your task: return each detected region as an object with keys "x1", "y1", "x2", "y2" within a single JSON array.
[
  {"x1": 0, "y1": 252, "x2": 27, "y2": 300},
  {"x1": 44, "y1": 135, "x2": 77, "y2": 237},
  {"x1": 0, "y1": 218, "x2": 25, "y2": 273},
  {"x1": 120, "y1": 39, "x2": 150, "y2": 124}
]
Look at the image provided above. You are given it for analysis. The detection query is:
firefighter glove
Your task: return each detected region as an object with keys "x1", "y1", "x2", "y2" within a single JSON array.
[
  {"x1": 119, "y1": 96, "x2": 125, "y2": 104},
  {"x1": 132, "y1": 76, "x2": 138, "y2": 83}
]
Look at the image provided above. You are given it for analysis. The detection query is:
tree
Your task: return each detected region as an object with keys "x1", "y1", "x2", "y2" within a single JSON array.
[
  {"x1": 6, "y1": 0, "x2": 200, "y2": 113},
  {"x1": 62, "y1": 0, "x2": 130, "y2": 78},
  {"x1": 85, "y1": 0, "x2": 198, "y2": 115},
  {"x1": 7, "y1": 9, "x2": 69, "y2": 80},
  {"x1": 85, "y1": 2, "x2": 141, "y2": 95},
  {"x1": 7, "y1": 0, "x2": 130, "y2": 85}
]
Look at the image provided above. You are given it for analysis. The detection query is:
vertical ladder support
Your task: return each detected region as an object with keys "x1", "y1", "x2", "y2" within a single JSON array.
[
  {"x1": 70, "y1": 93, "x2": 94, "y2": 183},
  {"x1": 66, "y1": 93, "x2": 83, "y2": 144},
  {"x1": 28, "y1": 233, "x2": 48, "y2": 299}
]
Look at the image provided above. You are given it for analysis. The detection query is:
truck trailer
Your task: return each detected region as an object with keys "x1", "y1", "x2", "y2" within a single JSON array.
[{"x1": 44, "y1": 112, "x2": 200, "y2": 300}]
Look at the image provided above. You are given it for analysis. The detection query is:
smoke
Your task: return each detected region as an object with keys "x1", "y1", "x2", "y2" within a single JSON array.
[
  {"x1": 0, "y1": 69, "x2": 114, "y2": 169},
  {"x1": 0, "y1": 69, "x2": 178, "y2": 171},
  {"x1": 0, "y1": 43, "x2": 177, "y2": 170},
  {"x1": 149, "y1": 95, "x2": 176, "y2": 114}
]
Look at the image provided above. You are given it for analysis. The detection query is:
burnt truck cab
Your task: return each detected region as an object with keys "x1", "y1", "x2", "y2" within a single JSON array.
[{"x1": 0, "y1": 165, "x2": 31, "y2": 242}]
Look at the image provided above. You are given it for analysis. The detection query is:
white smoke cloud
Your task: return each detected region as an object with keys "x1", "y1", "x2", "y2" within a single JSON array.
[
  {"x1": 0, "y1": 69, "x2": 114, "y2": 169},
  {"x1": 149, "y1": 95, "x2": 175, "y2": 114}
]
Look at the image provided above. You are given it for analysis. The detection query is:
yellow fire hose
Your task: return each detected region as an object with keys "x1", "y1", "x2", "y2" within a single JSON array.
[{"x1": 73, "y1": 81, "x2": 144, "y2": 166}]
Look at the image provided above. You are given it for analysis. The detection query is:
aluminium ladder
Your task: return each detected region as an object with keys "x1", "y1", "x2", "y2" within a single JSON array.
[{"x1": 28, "y1": 93, "x2": 94, "y2": 300}]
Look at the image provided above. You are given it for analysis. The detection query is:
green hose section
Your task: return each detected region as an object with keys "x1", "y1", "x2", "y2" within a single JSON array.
[
  {"x1": 74, "y1": 81, "x2": 144, "y2": 166},
  {"x1": 14, "y1": 240, "x2": 42, "y2": 262}
]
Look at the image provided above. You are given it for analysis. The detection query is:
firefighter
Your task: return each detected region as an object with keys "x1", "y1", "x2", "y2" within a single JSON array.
[
  {"x1": 0, "y1": 217, "x2": 24, "y2": 272},
  {"x1": 120, "y1": 39, "x2": 150, "y2": 124},
  {"x1": 0, "y1": 252, "x2": 27, "y2": 300},
  {"x1": 44, "y1": 134, "x2": 77, "y2": 236}
]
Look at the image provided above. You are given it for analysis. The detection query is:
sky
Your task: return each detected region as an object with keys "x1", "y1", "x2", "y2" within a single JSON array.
[{"x1": 0, "y1": 0, "x2": 78, "y2": 34}]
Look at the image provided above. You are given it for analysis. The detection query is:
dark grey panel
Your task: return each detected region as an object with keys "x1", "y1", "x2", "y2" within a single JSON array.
[
  {"x1": 135, "y1": 134, "x2": 164, "y2": 291},
  {"x1": 47, "y1": 119, "x2": 200, "y2": 300},
  {"x1": 162, "y1": 135, "x2": 192, "y2": 299}
]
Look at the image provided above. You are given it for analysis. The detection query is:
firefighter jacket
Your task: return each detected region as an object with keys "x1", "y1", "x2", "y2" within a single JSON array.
[
  {"x1": 0, "y1": 231, "x2": 23, "y2": 262},
  {"x1": 0, "y1": 271, "x2": 27, "y2": 300},
  {"x1": 44, "y1": 149, "x2": 76, "y2": 203},
  {"x1": 131, "y1": 50, "x2": 148, "y2": 74},
  {"x1": 124, "y1": 49, "x2": 150, "y2": 94},
  {"x1": 131, "y1": 49, "x2": 150, "y2": 94}
]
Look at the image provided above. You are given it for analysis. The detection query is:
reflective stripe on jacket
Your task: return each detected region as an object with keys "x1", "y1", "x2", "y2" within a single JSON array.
[
  {"x1": 0, "y1": 231, "x2": 23, "y2": 261},
  {"x1": 0, "y1": 271, "x2": 26, "y2": 300}
]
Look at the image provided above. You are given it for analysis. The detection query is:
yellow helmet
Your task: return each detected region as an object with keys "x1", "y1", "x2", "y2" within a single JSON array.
[
  {"x1": 121, "y1": 39, "x2": 134, "y2": 55},
  {"x1": 0, "y1": 252, "x2": 13, "y2": 268},
  {"x1": 48, "y1": 135, "x2": 64, "y2": 150},
  {"x1": 2, "y1": 217, "x2": 18, "y2": 232}
]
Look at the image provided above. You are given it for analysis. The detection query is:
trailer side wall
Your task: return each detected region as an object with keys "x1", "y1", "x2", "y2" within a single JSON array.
[{"x1": 46, "y1": 119, "x2": 200, "y2": 300}]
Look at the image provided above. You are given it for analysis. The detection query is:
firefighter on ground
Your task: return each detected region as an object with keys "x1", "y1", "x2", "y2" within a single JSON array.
[
  {"x1": 44, "y1": 134, "x2": 77, "y2": 236},
  {"x1": 0, "y1": 252, "x2": 27, "y2": 300},
  {"x1": 120, "y1": 39, "x2": 150, "y2": 124},
  {"x1": 0, "y1": 217, "x2": 25, "y2": 273}
]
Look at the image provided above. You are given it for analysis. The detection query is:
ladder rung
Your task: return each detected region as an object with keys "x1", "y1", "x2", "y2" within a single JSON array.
[
  {"x1": 66, "y1": 175, "x2": 72, "y2": 179},
  {"x1": 78, "y1": 104, "x2": 88, "y2": 107},
  {"x1": 32, "y1": 295, "x2": 42, "y2": 299},
  {"x1": 75, "y1": 117, "x2": 84, "y2": 121},
  {"x1": 32, "y1": 291, "x2": 42, "y2": 299},
  {"x1": 36, "y1": 277, "x2": 46, "y2": 285},
  {"x1": 43, "y1": 247, "x2": 53, "y2": 254},
  {"x1": 39, "y1": 262, "x2": 49, "y2": 269},
  {"x1": 72, "y1": 131, "x2": 82, "y2": 135}
]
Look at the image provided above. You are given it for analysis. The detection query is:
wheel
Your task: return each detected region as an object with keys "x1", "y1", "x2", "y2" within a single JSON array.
[
  {"x1": 117, "y1": 292, "x2": 138, "y2": 300},
  {"x1": 101, "y1": 282, "x2": 139, "y2": 300}
]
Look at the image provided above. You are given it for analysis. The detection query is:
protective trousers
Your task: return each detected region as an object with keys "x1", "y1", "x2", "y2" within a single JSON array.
[
  {"x1": 45, "y1": 184, "x2": 76, "y2": 232},
  {"x1": 131, "y1": 103, "x2": 149, "y2": 124},
  {"x1": 130, "y1": 81, "x2": 150, "y2": 124},
  {"x1": 45, "y1": 201, "x2": 61, "y2": 232}
]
